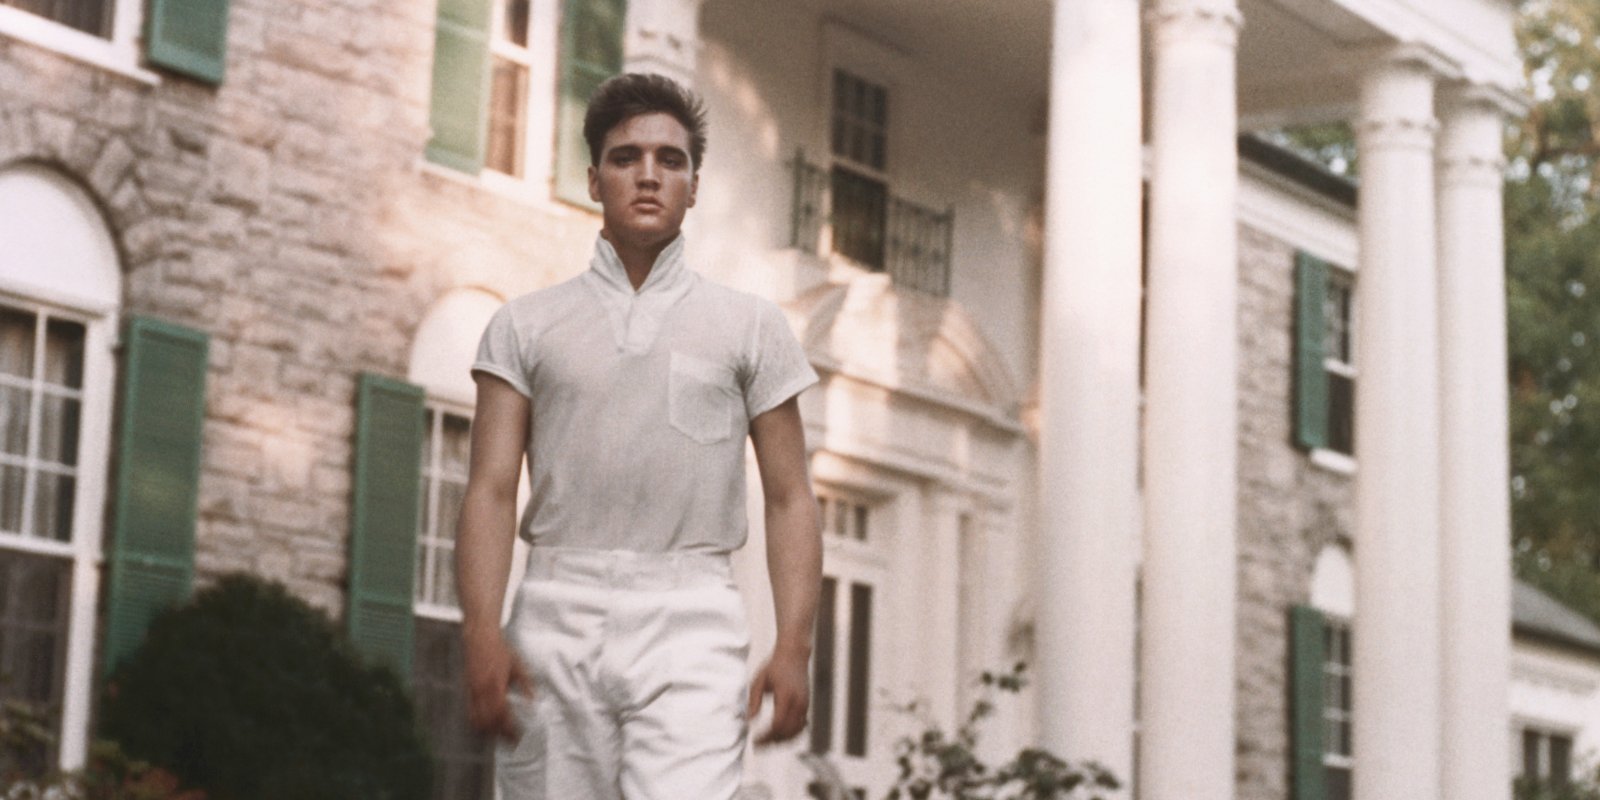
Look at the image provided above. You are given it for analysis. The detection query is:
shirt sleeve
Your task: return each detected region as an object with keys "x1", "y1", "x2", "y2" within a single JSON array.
[
  {"x1": 743, "y1": 298, "x2": 819, "y2": 420},
  {"x1": 470, "y1": 303, "x2": 533, "y2": 398}
]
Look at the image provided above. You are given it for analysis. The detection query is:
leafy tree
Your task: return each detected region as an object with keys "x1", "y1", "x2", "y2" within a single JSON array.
[
  {"x1": 1506, "y1": 0, "x2": 1600, "y2": 592},
  {"x1": 1266, "y1": 0, "x2": 1600, "y2": 625}
]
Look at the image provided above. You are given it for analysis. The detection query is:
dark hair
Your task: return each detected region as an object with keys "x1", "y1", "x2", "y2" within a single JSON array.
[{"x1": 583, "y1": 72, "x2": 708, "y2": 170}]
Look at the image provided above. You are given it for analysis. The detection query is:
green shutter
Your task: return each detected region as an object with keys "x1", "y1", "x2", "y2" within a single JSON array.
[
  {"x1": 1290, "y1": 605, "x2": 1327, "y2": 800},
  {"x1": 347, "y1": 374, "x2": 425, "y2": 678},
  {"x1": 145, "y1": 0, "x2": 231, "y2": 85},
  {"x1": 1293, "y1": 251, "x2": 1329, "y2": 450},
  {"x1": 104, "y1": 317, "x2": 209, "y2": 673},
  {"x1": 554, "y1": 0, "x2": 627, "y2": 207},
  {"x1": 426, "y1": 0, "x2": 494, "y2": 174}
]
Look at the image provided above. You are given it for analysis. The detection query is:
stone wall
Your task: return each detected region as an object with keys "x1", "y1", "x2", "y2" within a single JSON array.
[
  {"x1": 0, "y1": 0, "x2": 598, "y2": 613},
  {"x1": 1233, "y1": 220, "x2": 1356, "y2": 800}
]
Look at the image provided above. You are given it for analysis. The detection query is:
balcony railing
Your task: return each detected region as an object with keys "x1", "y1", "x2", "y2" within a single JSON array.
[{"x1": 789, "y1": 150, "x2": 954, "y2": 297}]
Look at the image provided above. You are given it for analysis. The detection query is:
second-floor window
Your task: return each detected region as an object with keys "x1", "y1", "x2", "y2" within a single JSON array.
[
  {"x1": 1322, "y1": 270, "x2": 1355, "y2": 456},
  {"x1": 1293, "y1": 251, "x2": 1356, "y2": 460},
  {"x1": 486, "y1": 0, "x2": 532, "y2": 178},
  {"x1": 830, "y1": 69, "x2": 890, "y2": 270},
  {"x1": 1, "y1": 0, "x2": 110, "y2": 37}
]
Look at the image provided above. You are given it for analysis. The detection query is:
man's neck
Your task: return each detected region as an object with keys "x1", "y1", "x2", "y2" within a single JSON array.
[{"x1": 603, "y1": 229, "x2": 675, "y2": 291}]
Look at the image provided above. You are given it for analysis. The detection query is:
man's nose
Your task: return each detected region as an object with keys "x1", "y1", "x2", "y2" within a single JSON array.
[{"x1": 638, "y1": 156, "x2": 661, "y2": 186}]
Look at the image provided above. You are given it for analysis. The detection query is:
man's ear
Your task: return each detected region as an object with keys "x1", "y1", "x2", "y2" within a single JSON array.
[
  {"x1": 688, "y1": 171, "x2": 698, "y2": 209},
  {"x1": 588, "y1": 164, "x2": 600, "y2": 202}
]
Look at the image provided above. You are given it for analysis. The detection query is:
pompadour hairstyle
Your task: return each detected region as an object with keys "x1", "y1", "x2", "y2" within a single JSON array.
[{"x1": 583, "y1": 72, "x2": 709, "y2": 170}]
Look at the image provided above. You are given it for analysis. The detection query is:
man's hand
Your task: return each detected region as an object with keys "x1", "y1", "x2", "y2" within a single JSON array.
[
  {"x1": 464, "y1": 625, "x2": 535, "y2": 743},
  {"x1": 747, "y1": 643, "x2": 811, "y2": 745}
]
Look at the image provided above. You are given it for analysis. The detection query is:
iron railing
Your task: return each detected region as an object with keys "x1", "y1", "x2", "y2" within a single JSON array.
[{"x1": 789, "y1": 149, "x2": 954, "y2": 298}]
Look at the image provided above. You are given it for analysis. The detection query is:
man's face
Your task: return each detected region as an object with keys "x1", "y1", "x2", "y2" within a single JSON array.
[{"x1": 588, "y1": 112, "x2": 698, "y2": 249}]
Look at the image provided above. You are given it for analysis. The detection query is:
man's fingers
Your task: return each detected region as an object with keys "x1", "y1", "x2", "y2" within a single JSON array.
[{"x1": 746, "y1": 667, "x2": 769, "y2": 720}]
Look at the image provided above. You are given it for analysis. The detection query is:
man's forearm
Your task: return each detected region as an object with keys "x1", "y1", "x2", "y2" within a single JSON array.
[
  {"x1": 765, "y1": 493, "x2": 822, "y2": 656},
  {"x1": 456, "y1": 486, "x2": 519, "y2": 638}
]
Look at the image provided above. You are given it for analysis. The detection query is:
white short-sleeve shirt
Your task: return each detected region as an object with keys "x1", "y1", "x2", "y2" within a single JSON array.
[{"x1": 472, "y1": 234, "x2": 819, "y2": 553}]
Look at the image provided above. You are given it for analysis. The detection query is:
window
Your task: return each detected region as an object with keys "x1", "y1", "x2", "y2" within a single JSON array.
[
  {"x1": 0, "y1": 0, "x2": 109, "y2": 37},
  {"x1": 809, "y1": 489, "x2": 884, "y2": 797},
  {"x1": 486, "y1": 0, "x2": 533, "y2": 178},
  {"x1": 1321, "y1": 617, "x2": 1352, "y2": 800},
  {"x1": 426, "y1": 0, "x2": 621, "y2": 203},
  {"x1": 1293, "y1": 251, "x2": 1356, "y2": 460},
  {"x1": 1322, "y1": 270, "x2": 1355, "y2": 456},
  {"x1": 1521, "y1": 728, "x2": 1574, "y2": 786},
  {"x1": 412, "y1": 405, "x2": 492, "y2": 800},
  {"x1": 829, "y1": 69, "x2": 890, "y2": 270},
  {"x1": 0, "y1": 304, "x2": 84, "y2": 763}
]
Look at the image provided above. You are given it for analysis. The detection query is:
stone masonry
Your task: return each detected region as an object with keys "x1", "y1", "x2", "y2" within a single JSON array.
[
  {"x1": 1234, "y1": 219, "x2": 1357, "y2": 800},
  {"x1": 0, "y1": 0, "x2": 599, "y2": 614}
]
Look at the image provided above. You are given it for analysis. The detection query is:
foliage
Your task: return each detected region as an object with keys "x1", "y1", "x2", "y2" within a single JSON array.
[
  {"x1": 99, "y1": 574, "x2": 431, "y2": 800},
  {"x1": 1514, "y1": 773, "x2": 1600, "y2": 800},
  {"x1": 1507, "y1": 0, "x2": 1600, "y2": 586},
  {"x1": 805, "y1": 664, "x2": 1118, "y2": 800},
  {"x1": 1260, "y1": 0, "x2": 1600, "y2": 624},
  {"x1": 0, "y1": 698, "x2": 204, "y2": 799}
]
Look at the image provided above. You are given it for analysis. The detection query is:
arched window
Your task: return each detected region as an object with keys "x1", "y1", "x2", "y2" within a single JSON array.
[
  {"x1": 406, "y1": 287, "x2": 521, "y2": 800},
  {"x1": 1309, "y1": 544, "x2": 1354, "y2": 800},
  {"x1": 0, "y1": 163, "x2": 121, "y2": 770}
]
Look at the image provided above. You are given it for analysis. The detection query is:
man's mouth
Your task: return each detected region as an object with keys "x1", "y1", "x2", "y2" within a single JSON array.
[{"x1": 632, "y1": 198, "x2": 663, "y2": 210}]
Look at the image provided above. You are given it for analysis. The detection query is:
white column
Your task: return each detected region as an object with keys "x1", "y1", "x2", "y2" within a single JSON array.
[
  {"x1": 1139, "y1": 2, "x2": 1241, "y2": 798},
  {"x1": 1353, "y1": 50, "x2": 1443, "y2": 800},
  {"x1": 1437, "y1": 86, "x2": 1512, "y2": 800},
  {"x1": 1037, "y1": 0, "x2": 1141, "y2": 781},
  {"x1": 623, "y1": 0, "x2": 704, "y2": 86}
]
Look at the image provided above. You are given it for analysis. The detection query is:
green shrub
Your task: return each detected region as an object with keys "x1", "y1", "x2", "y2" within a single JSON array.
[
  {"x1": 100, "y1": 574, "x2": 430, "y2": 800},
  {"x1": 805, "y1": 663, "x2": 1118, "y2": 800},
  {"x1": 0, "y1": 698, "x2": 205, "y2": 799}
]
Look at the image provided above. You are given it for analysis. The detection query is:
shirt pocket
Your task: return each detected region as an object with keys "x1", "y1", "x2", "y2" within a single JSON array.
[{"x1": 668, "y1": 351, "x2": 737, "y2": 444}]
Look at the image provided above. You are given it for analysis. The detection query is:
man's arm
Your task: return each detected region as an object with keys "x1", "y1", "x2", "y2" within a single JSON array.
[
  {"x1": 457, "y1": 373, "x2": 533, "y2": 742},
  {"x1": 745, "y1": 396, "x2": 822, "y2": 745}
]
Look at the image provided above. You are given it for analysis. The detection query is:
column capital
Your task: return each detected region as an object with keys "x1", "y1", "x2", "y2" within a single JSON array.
[
  {"x1": 1146, "y1": 1, "x2": 1242, "y2": 47},
  {"x1": 1437, "y1": 89, "x2": 1508, "y2": 189},
  {"x1": 1357, "y1": 47, "x2": 1443, "y2": 153}
]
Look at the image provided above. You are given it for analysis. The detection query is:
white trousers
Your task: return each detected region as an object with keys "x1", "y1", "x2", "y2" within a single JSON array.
[{"x1": 496, "y1": 547, "x2": 751, "y2": 800}]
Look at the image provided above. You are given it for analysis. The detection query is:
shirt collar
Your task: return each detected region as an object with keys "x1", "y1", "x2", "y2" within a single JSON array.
[{"x1": 589, "y1": 233, "x2": 688, "y2": 295}]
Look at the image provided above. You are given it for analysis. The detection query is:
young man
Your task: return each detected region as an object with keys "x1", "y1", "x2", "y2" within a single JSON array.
[{"x1": 457, "y1": 73, "x2": 823, "y2": 800}]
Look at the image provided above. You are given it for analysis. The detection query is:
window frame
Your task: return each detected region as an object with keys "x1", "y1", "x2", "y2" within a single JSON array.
[
  {"x1": 426, "y1": 0, "x2": 567, "y2": 210},
  {"x1": 0, "y1": 290, "x2": 114, "y2": 773},
  {"x1": 809, "y1": 486, "x2": 888, "y2": 794},
  {"x1": 1319, "y1": 266, "x2": 1357, "y2": 461},
  {"x1": 413, "y1": 399, "x2": 474, "y2": 622},
  {"x1": 1321, "y1": 614, "x2": 1353, "y2": 790},
  {"x1": 1520, "y1": 726, "x2": 1576, "y2": 785},
  {"x1": 0, "y1": 0, "x2": 156, "y2": 83}
]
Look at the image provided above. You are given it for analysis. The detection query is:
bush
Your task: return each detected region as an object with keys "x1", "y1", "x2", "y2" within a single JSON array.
[
  {"x1": 804, "y1": 663, "x2": 1119, "y2": 800},
  {"x1": 0, "y1": 698, "x2": 204, "y2": 799},
  {"x1": 1517, "y1": 774, "x2": 1600, "y2": 800},
  {"x1": 100, "y1": 574, "x2": 430, "y2": 800}
]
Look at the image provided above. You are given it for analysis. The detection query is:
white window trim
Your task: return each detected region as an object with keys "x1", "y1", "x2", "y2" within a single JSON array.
[
  {"x1": 1312, "y1": 266, "x2": 1358, "y2": 475},
  {"x1": 0, "y1": 296, "x2": 114, "y2": 772},
  {"x1": 414, "y1": 399, "x2": 472, "y2": 618},
  {"x1": 424, "y1": 0, "x2": 574, "y2": 214},
  {"x1": 0, "y1": 3, "x2": 159, "y2": 85},
  {"x1": 1520, "y1": 725, "x2": 1578, "y2": 781},
  {"x1": 809, "y1": 485, "x2": 890, "y2": 797}
]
